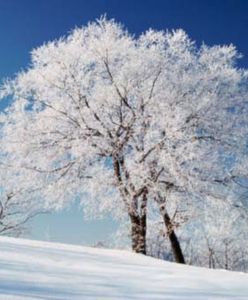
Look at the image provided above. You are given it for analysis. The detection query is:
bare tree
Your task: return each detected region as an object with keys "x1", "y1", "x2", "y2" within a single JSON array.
[{"x1": 0, "y1": 191, "x2": 45, "y2": 236}]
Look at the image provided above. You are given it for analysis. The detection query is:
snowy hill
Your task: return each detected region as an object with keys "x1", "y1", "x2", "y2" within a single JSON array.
[{"x1": 0, "y1": 237, "x2": 247, "y2": 299}]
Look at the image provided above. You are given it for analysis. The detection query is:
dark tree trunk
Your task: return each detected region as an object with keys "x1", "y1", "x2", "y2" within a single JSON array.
[
  {"x1": 113, "y1": 157, "x2": 147, "y2": 255},
  {"x1": 138, "y1": 190, "x2": 147, "y2": 254},
  {"x1": 130, "y1": 213, "x2": 146, "y2": 255},
  {"x1": 130, "y1": 214, "x2": 140, "y2": 252},
  {"x1": 160, "y1": 209, "x2": 185, "y2": 264}
]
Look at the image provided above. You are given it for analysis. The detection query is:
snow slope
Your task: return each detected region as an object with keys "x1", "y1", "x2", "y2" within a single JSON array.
[{"x1": 0, "y1": 237, "x2": 247, "y2": 299}]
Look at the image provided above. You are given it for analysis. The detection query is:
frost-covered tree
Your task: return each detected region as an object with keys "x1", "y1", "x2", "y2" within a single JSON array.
[
  {"x1": 0, "y1": 17, "x2": 247, "y2": 258},
  {"x1": 0, "y1": 163, "x2": 46, "y2": 235},
  {"x1": 181, "y1": 195, "x2": 248, "y2": 271}
]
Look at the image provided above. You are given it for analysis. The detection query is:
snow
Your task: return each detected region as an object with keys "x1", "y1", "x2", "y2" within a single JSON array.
[{"x1": 0, "y1": 236, "x2": 247, "y2": 299}]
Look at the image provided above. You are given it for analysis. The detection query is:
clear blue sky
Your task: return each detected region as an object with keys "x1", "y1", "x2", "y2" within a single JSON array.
[{"x1": 0, "y1": 0, "x2": 247, "y2": 245}]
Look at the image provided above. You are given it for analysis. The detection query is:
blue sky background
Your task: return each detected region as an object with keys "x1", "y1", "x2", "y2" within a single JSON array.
[{"x1": 0, "y1": 0, "x2": 247, "y2": 245}]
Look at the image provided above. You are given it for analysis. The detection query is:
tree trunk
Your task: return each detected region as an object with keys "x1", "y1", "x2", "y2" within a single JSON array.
[
  {"x1": 138, "y1": 189, "x2": 147, "y2": 254},
  {"x1": 130, "y1": 214, "x2": 146, "y2": 255},
  {"x1": 160, "y1": 208, "x2": 185, "y2": 264},
  {"x1": 130, "y1": 214, "x2": 140, "y2": 252},
  {"x1": 112, "y1": 157, "x2": 147, "y2": 255}
]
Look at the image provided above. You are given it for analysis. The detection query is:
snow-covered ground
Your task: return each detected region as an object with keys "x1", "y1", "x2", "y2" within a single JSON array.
[{"x1": 0, "y1": 237, "x2": 247, "y2": 299}]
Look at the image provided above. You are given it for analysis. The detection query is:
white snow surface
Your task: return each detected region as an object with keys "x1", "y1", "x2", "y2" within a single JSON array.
[{"x1": 0, "y1": 237, "x2": 247, "y2": 299}]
